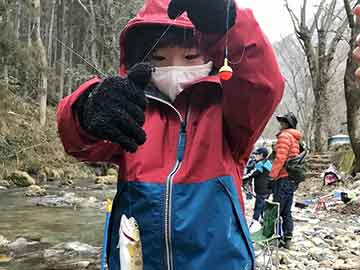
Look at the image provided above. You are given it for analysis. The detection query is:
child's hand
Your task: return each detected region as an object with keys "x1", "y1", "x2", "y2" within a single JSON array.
[
  {"x1": 167, "y1": 0, "x2": 236, "y2": 33},
  {"x1": 81, "y1": 63, "x2": 152, "y2": 153},
  {"x1": 354, "y1": 5, "x2": 360, "y2": 80}
]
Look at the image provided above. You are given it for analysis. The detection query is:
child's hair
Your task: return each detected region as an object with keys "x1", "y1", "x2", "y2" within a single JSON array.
[{"x1": 124, "y1": 25, "x2": 199, "y2": 69}]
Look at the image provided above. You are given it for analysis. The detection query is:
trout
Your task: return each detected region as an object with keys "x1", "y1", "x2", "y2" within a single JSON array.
[{"x1": 118, "y1": 215, "x2": 143, "y2": 270}]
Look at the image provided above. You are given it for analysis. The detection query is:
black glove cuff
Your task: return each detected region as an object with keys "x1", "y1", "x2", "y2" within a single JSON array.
[{"x1": 72, "y1": 83, "x2": 99, "y2": 131}]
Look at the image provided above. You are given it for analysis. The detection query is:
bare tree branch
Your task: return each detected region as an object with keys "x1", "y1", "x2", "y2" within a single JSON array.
[
  {"x1": 310, "y1": 0, "x2": 327, "y2": 34},
  {"x1": 76, "y1": 0, "x2": 91, "y2": 16},
  {"x1": 284, "y1": 0, "x2": 301, "y2": 34},
  {"x1": 326, "y1": 21, "x2": 348, "y2": 70},
  {"x1": 323, "y1": 0, "x2": 337, "y2": 31}
]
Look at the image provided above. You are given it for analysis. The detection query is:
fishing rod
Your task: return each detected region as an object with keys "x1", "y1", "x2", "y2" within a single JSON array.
[{"x1": 54, "y1": 2, "x2": 237, "y2": 81}]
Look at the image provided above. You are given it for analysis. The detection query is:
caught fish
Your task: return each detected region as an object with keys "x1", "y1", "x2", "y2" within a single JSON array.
[{"x1": 118, "y1": 214, "x2": 143, "y2": 270}]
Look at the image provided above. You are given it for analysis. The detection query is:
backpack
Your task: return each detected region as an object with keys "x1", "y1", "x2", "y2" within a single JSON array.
[{"x1": 285, "y1": 142, "x2": 307, "y2": 184}]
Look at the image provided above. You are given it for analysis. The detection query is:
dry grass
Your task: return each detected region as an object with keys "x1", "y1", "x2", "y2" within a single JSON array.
[{"x1": 0, "y1": 86, "x2": 95, "y2": 180}]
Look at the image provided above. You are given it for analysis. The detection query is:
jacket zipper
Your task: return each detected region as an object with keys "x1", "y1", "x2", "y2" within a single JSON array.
[{"x1": 145, "y1": 94, "x2": 187, "y2": 270}]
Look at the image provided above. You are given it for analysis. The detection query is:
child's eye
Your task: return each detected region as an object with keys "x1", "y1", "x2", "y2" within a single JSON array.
[
  {"x1": 151, "y1": 55, "x2": 166, "y2": 61},
  {"x1": 185, "y1": 54, "x2": 201, "y2": 60}
]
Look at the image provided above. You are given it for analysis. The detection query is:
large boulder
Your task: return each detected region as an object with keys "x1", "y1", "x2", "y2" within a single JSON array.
[
  {"x1": 25, "y1": 185, "x2": 47, "y2": 197},
  {"x1": 8, "y1": 171, "x2": 35, "y2": 187}
]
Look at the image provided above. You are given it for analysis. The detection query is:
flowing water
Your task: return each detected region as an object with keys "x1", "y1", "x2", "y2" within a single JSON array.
[{"x1": 0, "y1": 179, "x2": 117, "y2": 269}]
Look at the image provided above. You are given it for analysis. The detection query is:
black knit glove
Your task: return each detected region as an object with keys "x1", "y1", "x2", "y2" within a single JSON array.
[
  {"x1": 168, "y1": 0, "x2": 236, "y2": 33},
  {"x1": 76, "y1": 63, "x2": 153, "y2": 153}
]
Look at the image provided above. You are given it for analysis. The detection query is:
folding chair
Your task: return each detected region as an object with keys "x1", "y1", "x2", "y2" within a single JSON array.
[{"x1": 250, "y1": 200, "x2": 281, "y2": 270}]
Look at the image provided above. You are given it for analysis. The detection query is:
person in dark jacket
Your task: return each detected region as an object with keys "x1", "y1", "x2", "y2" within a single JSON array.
[
  {"x1": 244, "y1": 153, "x2": 257, "y2": 200},
  {"x1": 56, "y1": 0, "x2": 285, "y2": 268},
  {"x1": 243, "y1": 147, "x2": 272, "y2": 232}
]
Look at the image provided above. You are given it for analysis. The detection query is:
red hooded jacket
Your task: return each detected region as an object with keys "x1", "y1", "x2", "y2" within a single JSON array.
[{"x1": 56, "y1": 1, "x2": 284, "y2": 269}]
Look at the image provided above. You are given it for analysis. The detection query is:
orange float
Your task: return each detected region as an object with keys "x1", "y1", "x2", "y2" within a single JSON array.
[{"x1": 219, "y1": 58, "x2": 233, "y2": 81}]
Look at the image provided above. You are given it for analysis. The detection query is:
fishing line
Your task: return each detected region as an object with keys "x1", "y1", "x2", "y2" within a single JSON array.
[
  {"x1": 225, "y1": 0, "x2": 231, "y2": 60},
  {"x1": 140, "y1": 11, "x2": 183, "y2": 63},
  {"x1": 54, "y1": 37, "x2": 108, "y2": 77},
  {"x1": 223, "y1": 0, "x2": 245, "y2": 66}
]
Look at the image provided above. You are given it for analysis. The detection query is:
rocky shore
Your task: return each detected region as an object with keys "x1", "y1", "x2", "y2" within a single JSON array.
[{"x1": 1, "y1": 169, "x2": 360, "y2": 269}]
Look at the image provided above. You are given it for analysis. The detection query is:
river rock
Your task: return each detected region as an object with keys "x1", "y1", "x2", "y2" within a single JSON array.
[
  {"x1": 32, "y1": 192, "x2": 101, "y2": 209},
  {"x1": 0, "y1": 180, "x2": 10, "y2": 188},
  {"x1": 45, "y1": 241, "x2": 99, "y2": 259},
  {"x1": 106, "y1": 168, "x2": 118, "y2": 176},
  {"x1": 333, "y1": 258, "x2": 360, "y2": 269},
  {"x1": 344, "y1": 258, "x2": 360, "y2": 269},
  {"x1": 0, "y1": 235, "x2": 9, "y2": 247},
  {"x1": 0, "y1": 254, "x2": 12, "y2": 263},
  {"x1": 308, "y1": 247, "x2": 329, "y2": 262},
  {"x1": 319, "y1": 260, "x2": 333, "y2": 268},
  {"x1": 37, "y1": 171, "x2": 47, "y2": 184},
  {"x1": 7, "y1": 171, "x2": 35, "y2": 187},
  {"x1": 44, "y1": 167, "x2": 63, "y2": 181},
  {"x1": 64, "y1": 242, "x2": 99, "y2": 256},
  {"x1": 59, "y1": 179, "x2": 73, "y2": 186},
  {"x1": 77, "y1": 196, "x2": 98, "y2": 208},
  {"x1": 46, "y1": 259, "x2": 92, "y2": 270},
  {"x1": 95, "y1": 175, "x2": 117, "y2": 185},
  {"x1": 25, "y1": 185, "x2": 47, "y2": 197},
  {"x1": 33, "y1": 192, "x2": 80, "y2": 208},
  {"x1": 8, "y1": 238, "x2": 38, "y2": 253},
  {"x1": 94, "y1": 183, "x2": 106, "y2": 190},
  {"x1": 17, "y1": 232, "x2": 43, "y2": 242}
]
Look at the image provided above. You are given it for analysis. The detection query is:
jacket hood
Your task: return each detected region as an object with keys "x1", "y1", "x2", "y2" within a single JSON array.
[{"x1": 118, "y1": 0, "x2": 194, "y2": 75}]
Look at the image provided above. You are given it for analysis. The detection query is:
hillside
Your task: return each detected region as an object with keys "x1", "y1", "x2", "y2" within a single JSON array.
[{"x1": 0, "y1": 86, "x2": 95, "y2": 181}]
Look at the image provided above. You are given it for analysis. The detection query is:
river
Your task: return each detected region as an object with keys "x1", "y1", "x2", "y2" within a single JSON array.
[{"x1": 0, "y1": 179, "x2": 116, "y2": 270}]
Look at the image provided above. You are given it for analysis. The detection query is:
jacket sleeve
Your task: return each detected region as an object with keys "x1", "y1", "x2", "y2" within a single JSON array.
[
  {"x1": 56, "y1": 77, "x2": 123, "y2": 163},
  {"x1": 243, "y1": 167, "x2": 260, "y2": 181},
  {"x1": 269, "y1": 133, "x2": 291, "y2": 179},
  {"x1": 198, "y1": 7, "x2": 284, "y2": 161}
]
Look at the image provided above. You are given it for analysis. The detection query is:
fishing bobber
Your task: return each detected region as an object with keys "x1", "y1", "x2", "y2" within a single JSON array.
[{"x1": 219, "y1": 58, "x2": 233, "y2": 81}]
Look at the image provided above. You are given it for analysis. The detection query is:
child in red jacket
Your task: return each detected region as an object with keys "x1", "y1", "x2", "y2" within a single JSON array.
[{"x1": 57, "y1": 0, "x2": 284, "y2": 269}]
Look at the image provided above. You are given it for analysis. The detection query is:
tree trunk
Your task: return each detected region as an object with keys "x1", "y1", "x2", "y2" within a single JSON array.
[
  {"x1": 285, "y1": 0, "x2": 347, "y2": 153},
  {"x1": 89, "y1": 0, "x2": 99, "y2": 68},
  {"x1": 67, "y1": 36, "x2": 73, "y2": 97},
  {"x1": 14, "y1": 0, "x2": 21, "y2": 39},
  {"x1": 313, "y1": 83, "x2": 330, "y2": 152},
  {"x1": 343, "y1": 0, "x2": 360, "y2": 173},
  {"x1": 3, "y1": 58, "x2": 9, "y2": 92},
  {"x1": 58, "y1": 0, "x2": 66, "y2": 101},
  {"x1": 47, "y1": 0, "x2": 57, "y2": 66},
  {"x1": 27, "y1": 17, "x2": 32, "y2": 47},
  {"x1": 344, "y1": 66, "x2": 360, "y2": 173},
  {"x1": 30, "y1": 0, "x2": 48, "y2": 127},
  {"x1": 344, "y1": 16, "x2": 360, "y2": 173}
]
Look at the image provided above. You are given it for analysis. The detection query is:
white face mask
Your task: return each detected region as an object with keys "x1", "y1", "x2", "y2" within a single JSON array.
[{"x1": 151, "y1": 61, "x2": 213, "y2": 102}]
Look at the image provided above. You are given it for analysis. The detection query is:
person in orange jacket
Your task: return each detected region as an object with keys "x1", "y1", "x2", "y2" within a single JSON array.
[{"x1": 269, "y1": 112, "x2": 302, "y2": 249}]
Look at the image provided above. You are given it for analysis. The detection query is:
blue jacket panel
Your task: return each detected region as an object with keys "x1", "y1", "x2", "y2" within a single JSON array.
[{"x1": 107, "y1": 176, "x2": 255, "y2": 270}]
